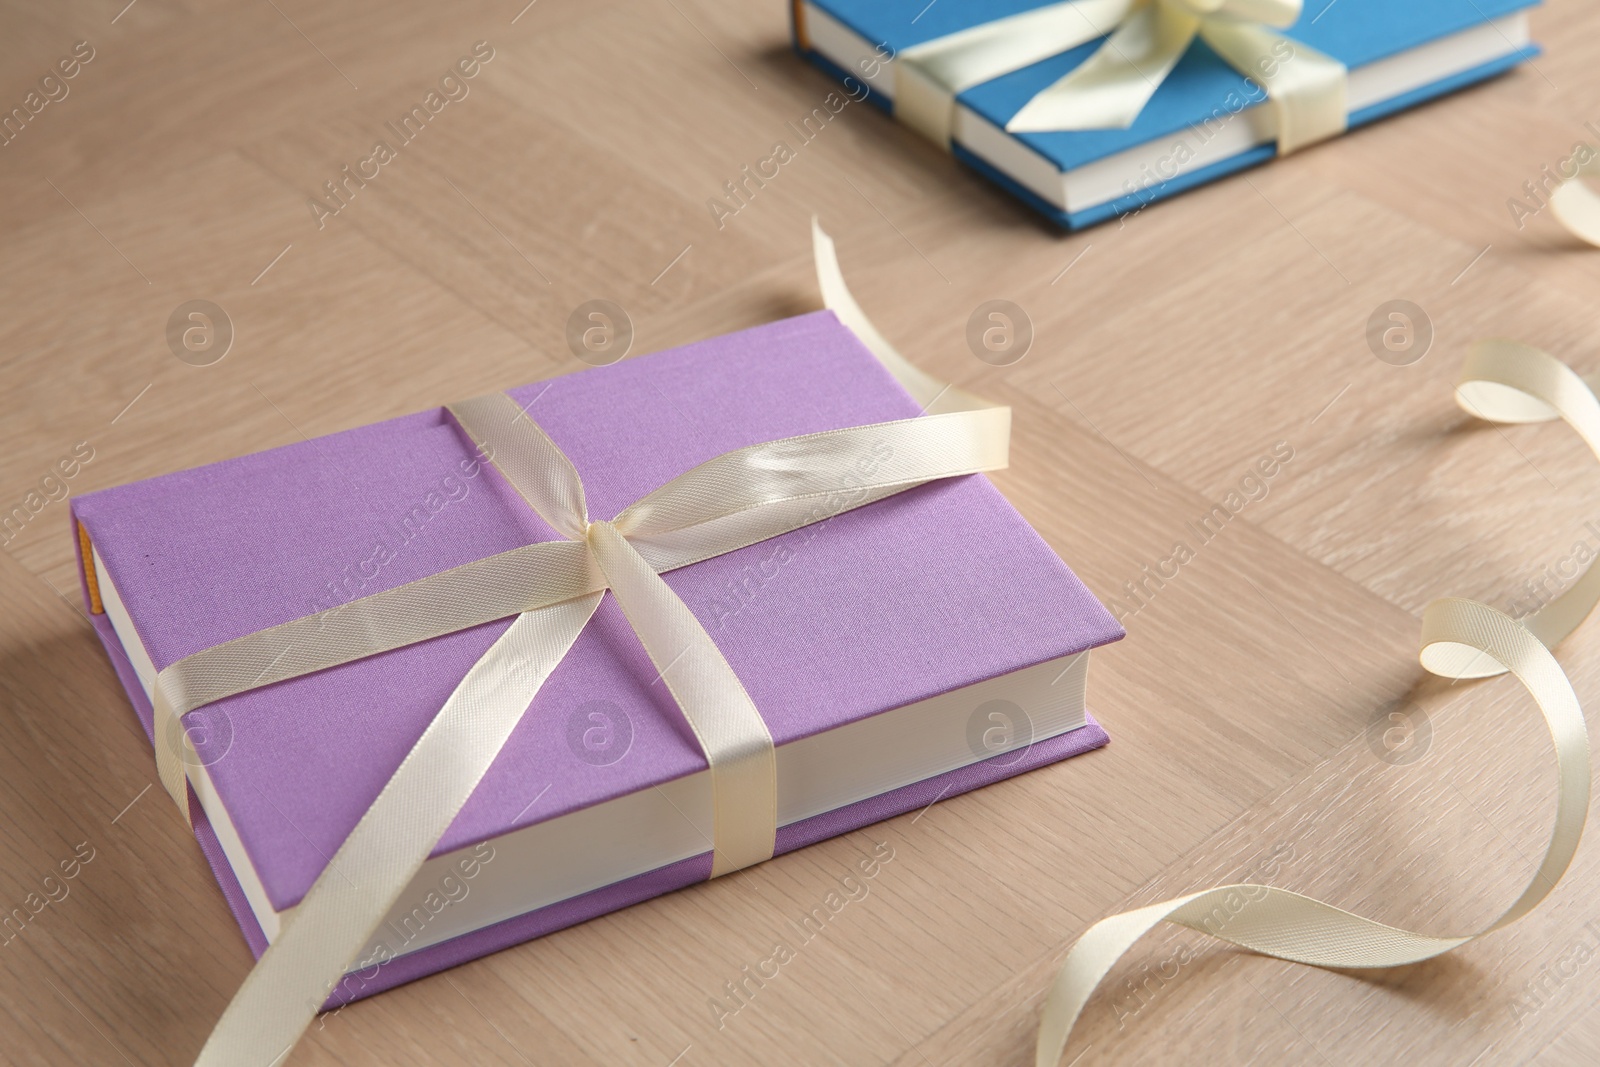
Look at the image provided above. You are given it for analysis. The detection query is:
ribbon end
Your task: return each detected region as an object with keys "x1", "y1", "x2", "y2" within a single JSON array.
[
  {"x1": 1550, "y1": 178, "x2": 1600, "y2": 248},
  {"x1": 1419, "y1": 598, "x2": 1516, "y2": 680}
]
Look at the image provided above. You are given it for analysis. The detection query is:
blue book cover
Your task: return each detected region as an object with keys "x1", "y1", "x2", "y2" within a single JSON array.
[{"x1": 794, "y1": 0, "x2": 1540, "y2": 228}]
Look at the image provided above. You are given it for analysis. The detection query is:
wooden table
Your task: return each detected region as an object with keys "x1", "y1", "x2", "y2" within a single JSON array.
[{"x1": 2, "y1": 2, "x2": 1597, "y2": 1063}]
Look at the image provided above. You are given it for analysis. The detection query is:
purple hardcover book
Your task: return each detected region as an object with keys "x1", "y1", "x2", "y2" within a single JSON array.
[{"x1": 72, "y1": 310, "x2": 1121, "y2": 1005}]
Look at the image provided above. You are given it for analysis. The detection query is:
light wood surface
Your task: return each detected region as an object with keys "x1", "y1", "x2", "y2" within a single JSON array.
[{"x1": 2, "y1": 2, "x2": 1598, "y2": 1064}]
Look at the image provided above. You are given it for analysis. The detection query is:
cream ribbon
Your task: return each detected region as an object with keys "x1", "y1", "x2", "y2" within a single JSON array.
[
  {"x1": 146, "y1": 221, "x2": 1012, "y2": 1065},
  {"x1": 1550, "y1": 152, "x2": 1600, "y2": 247},
  {"x1": 1036, "y1": 340, "x2": 1597, "y2": 1065},
  {"x1": 1447, "y1": 340, "x2": 1600, "y2": 665},
  {"x1": 895, "y1": 0, "x2": 1346, "y2": 154}
]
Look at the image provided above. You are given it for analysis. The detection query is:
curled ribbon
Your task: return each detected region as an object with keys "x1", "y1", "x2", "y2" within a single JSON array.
[
  {"x1": 1550, "y1": 152, "x2": 1600, "y2": 247},
  {"x1": 1036, "y1": 339, "x2": 1597, "y2": 1065},
  {"x1": 895, "y1": 0, "x2": 1347, "y2": 153},
  {"x1": 146, "y1": 222, "x2": 1009, "y2": 1065}
]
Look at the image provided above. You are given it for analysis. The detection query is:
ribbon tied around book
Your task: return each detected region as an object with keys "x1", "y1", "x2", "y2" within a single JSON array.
[
  {"x1": 1037, "y1": 337, "x2": 1597, "y2": 1065},
  {"x1": 137, "y1": 237, "x2": 1594, "y2": 1067},
  {"x1": 147, "y1": 221, "x2": 1008, "y2": 1065},
  {"x1": 893, "y1": 0, "x2": 1346, "y2": 152}
]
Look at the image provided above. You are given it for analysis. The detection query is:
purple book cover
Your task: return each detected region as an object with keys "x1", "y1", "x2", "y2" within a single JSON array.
[{"x1": 72, "y1": 310, "x2": 1120, "y2": 1003}]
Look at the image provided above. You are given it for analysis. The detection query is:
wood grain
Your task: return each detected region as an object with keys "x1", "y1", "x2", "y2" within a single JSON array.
[{"x1": 1, "y1": 2, "x2": 1596, "y2": 1064}]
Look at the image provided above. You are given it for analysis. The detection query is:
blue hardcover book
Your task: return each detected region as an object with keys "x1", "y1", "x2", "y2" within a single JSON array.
[{"x1": 792, "y1": 0, "x2": 1538, "y2": 229}]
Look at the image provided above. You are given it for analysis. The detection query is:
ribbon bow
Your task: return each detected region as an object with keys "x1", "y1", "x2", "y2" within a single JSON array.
[
  {"x1": 145, "y1": 222, "x2": 1009, "y2": 1065},
  {"x1": 896, "y1": 0, "x2": 1347, "y2": 153}
]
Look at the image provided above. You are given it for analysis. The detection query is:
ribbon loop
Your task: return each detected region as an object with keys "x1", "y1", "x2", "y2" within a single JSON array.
[
  {"x1": 1451, "y1": 340, "x2": 1600, "y2": 660},
  {"x1": 896, "y1": 0, "x2": 1136, "y2": 146},
  {"x1": 1549, "y1": 149, "x2": 1600, "y2": 246},
  {"x1": 1009, "y1": 2, "x2": 1202, "y2": 133},
  {"x1": 1007, "y1": 0, "x2": 1346, "y2": 151},
  {"x1": 896, "y1": 0, "x2": 1345, "y2": 156},
  {"x1": 613, "y1": 411, "x2": 1010, "y2": 536}
]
